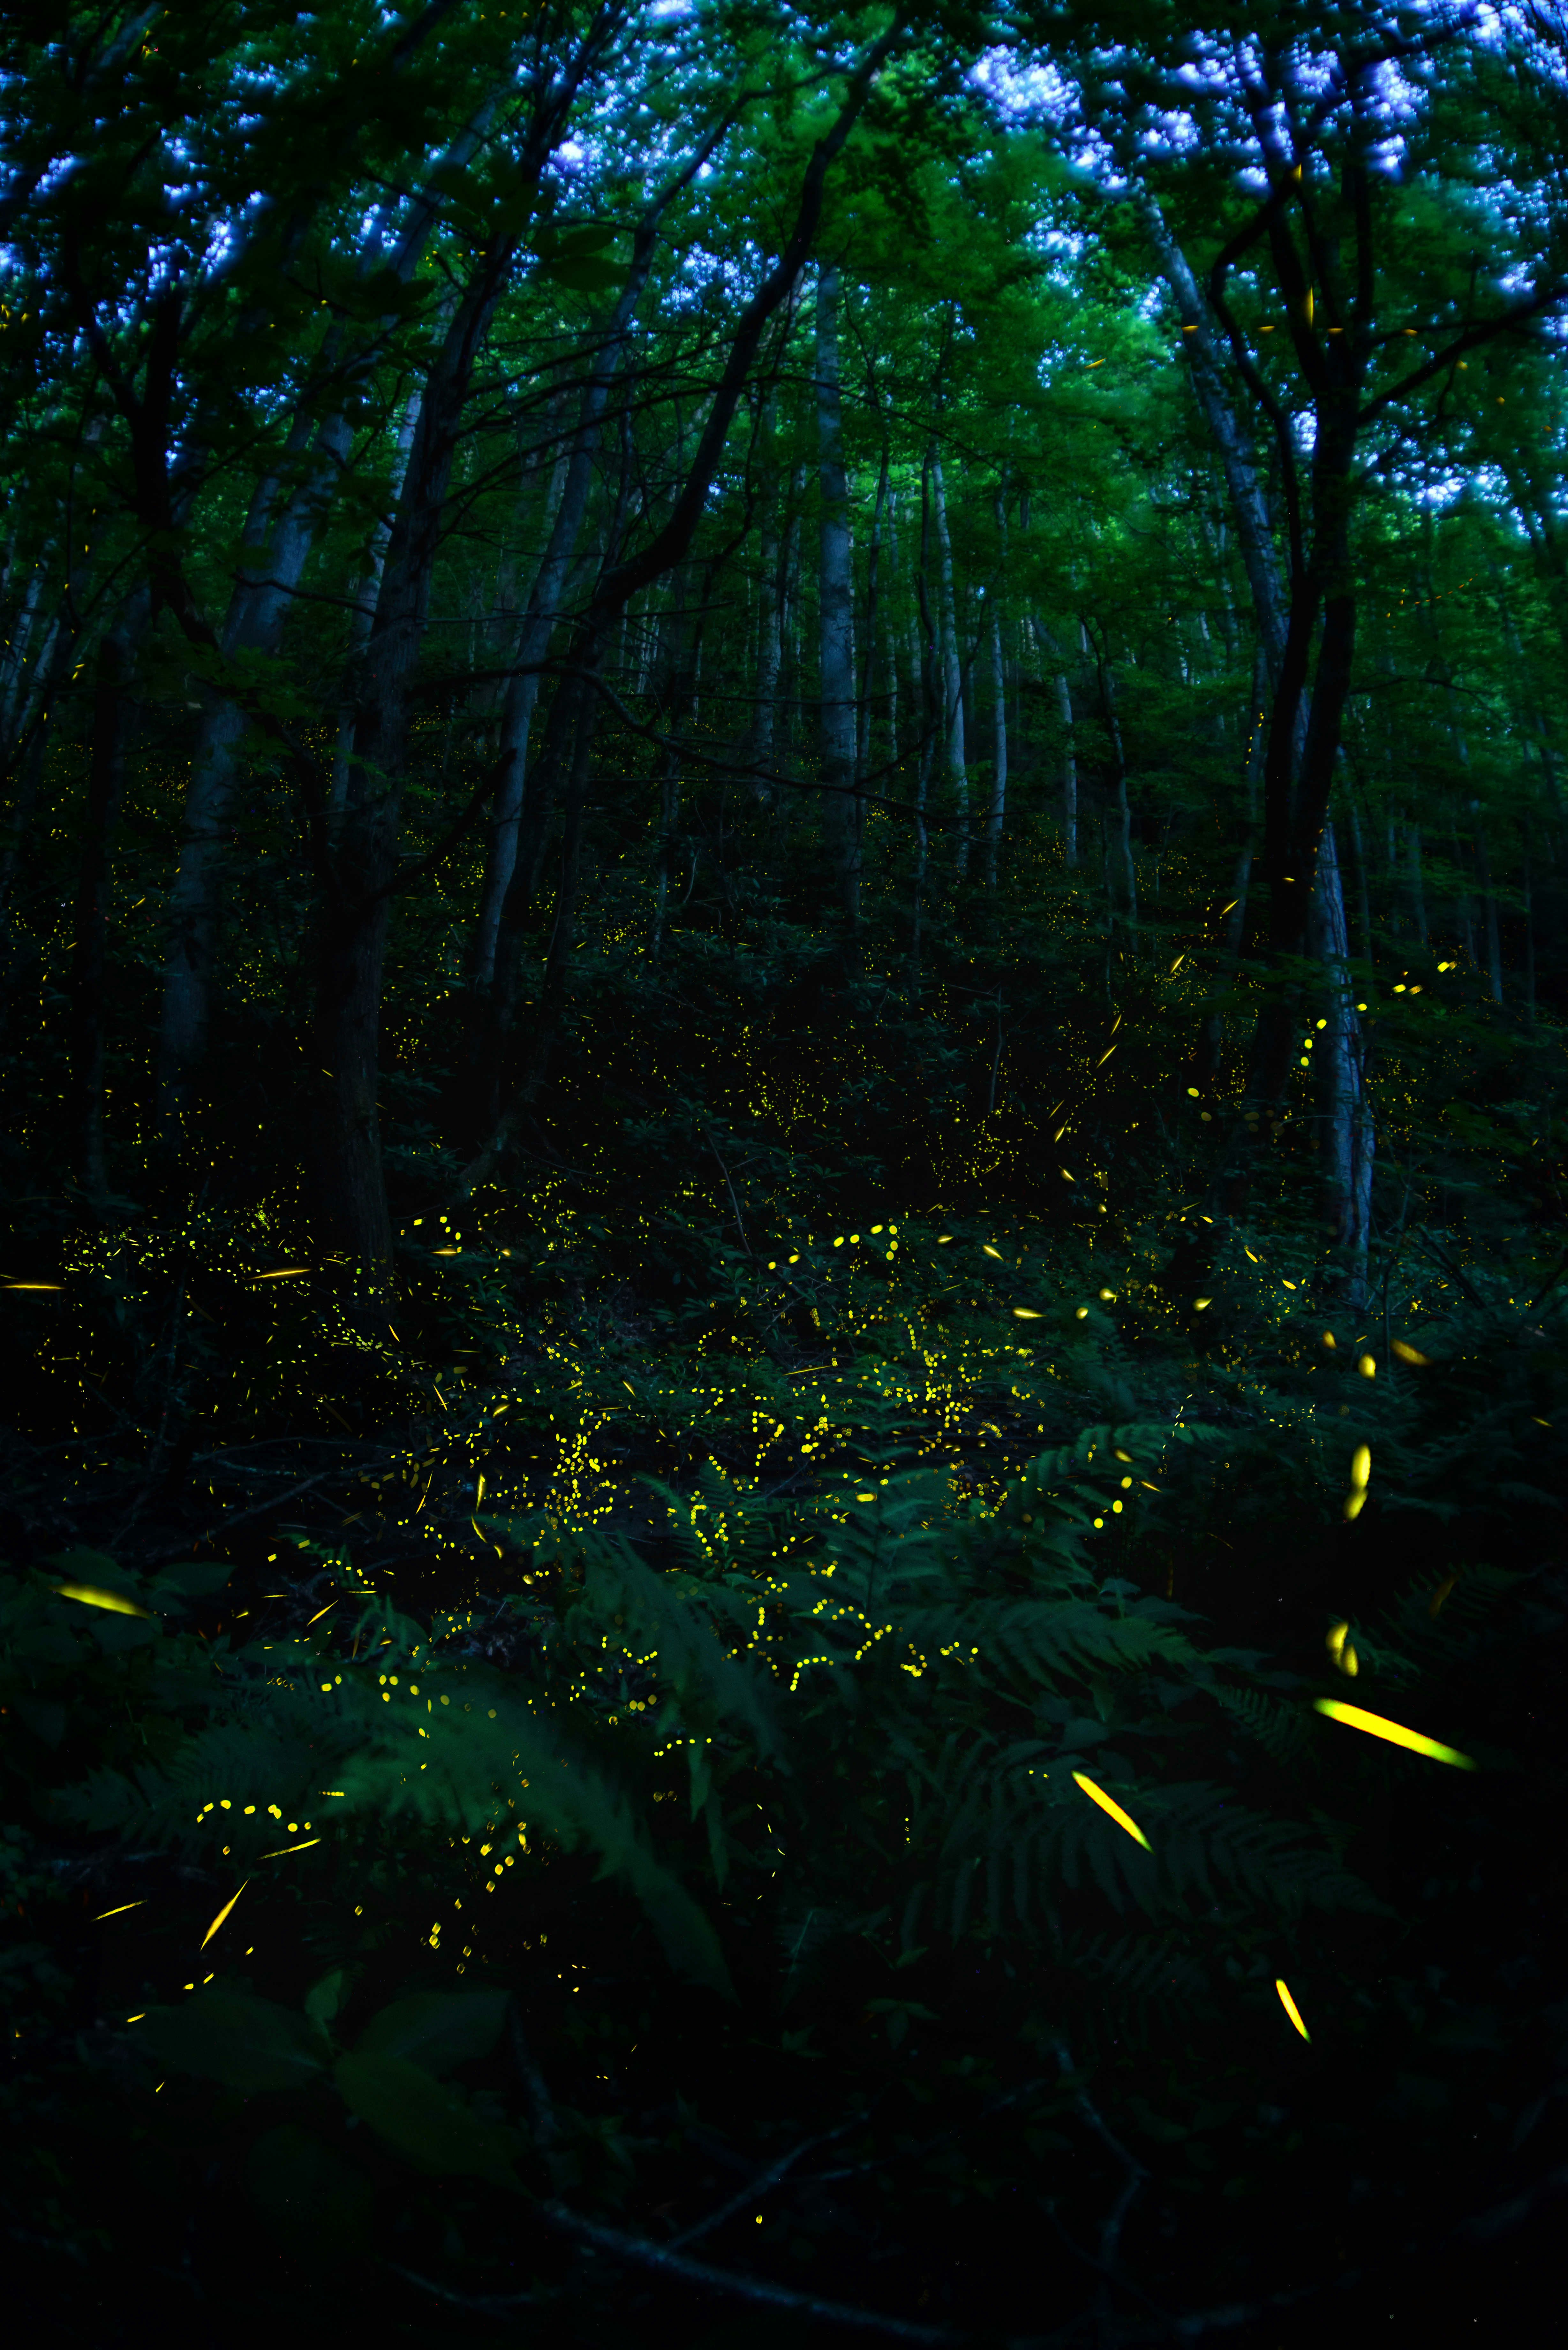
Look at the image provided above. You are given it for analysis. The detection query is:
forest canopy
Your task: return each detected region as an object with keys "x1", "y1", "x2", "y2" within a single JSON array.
[{"x1": 4, "y1": 4, "x2": 1568, "y2": 2344}]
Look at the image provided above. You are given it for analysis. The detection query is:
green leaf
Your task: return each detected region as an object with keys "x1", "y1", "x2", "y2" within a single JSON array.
[
  {"x1": 303, "y1": 1967, "x2": 351, "y2": 2028},
  {"x1": 132, "y1": 1983, "x2": 331, "y2": 2094},
  {"x1": 152, "y1": 1561, "x2": 236, "y2": 1602},
  {"x1": 355, "y1": 1989, "x2": 507, "y2": 2074},
  {"x1": 332, "y1": 2051, "x2": 523, "y2": 2186}
]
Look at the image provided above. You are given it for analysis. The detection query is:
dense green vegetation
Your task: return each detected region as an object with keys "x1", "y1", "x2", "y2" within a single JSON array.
[{"x1": 4, "y1": 4, "x2": 1568, "y2": 2341}]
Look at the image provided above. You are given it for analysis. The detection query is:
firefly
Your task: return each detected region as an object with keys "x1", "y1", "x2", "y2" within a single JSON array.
[
  {"x1": 54, "y1": 1582, "x2": 152, "y2": 1619},
  {"x1": 1314, "y1": 1698, "x2": 1475, "y2": 1769},
  {"x1": 1072, "y1": 1772, "x2": 1151, "y2": 1850},
  {"x1": 199, "y1": 1883, "x2": 248, "y2": 1951},
  {"x1": 1275, "y1": 1978, "x2": 1311, "y2": 2041}
]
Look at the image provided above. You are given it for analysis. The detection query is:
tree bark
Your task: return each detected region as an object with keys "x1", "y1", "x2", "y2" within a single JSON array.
[
  {"x1": 150, "y1": 82, "x2": 512, "y2": 1113},
  {"x1": 815, "y1": 260, "x2": 860, "y2": 936},
  {"x1": 1308, "y1": 818, "x2": 1373, "y2": 1304},
  {"x1": 931, "y1": 452, "x2": 967, "y2": 877},
  {"x1": 70, "y1": 604, "x2": 146, "y2": 1202},
  {"x1": 984, "y1": 492, "x2": 1007, "y2": 891}
]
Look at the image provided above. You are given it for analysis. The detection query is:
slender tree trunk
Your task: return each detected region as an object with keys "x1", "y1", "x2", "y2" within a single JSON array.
[
  {"x1": 331, "y1": 390, "x2": 425, "y2": 812},
  {"x1": 1473, "y1": 803, "x2": 1504, "y2": 1004},
  {"x1": 1309, "y1": 818, "x2": 1373, "y2": 1306},
  {"x1": 908, "y1": 451, "x2": 939, "y2": 981},
  {"x1": 856, "y1": 432, "x2": 890, "y2": 792},
  {"x1": 0, "y1": 542, "x2": 51, "y2": 751},
  {"x1": 750, "y1": 394, "x2": 783, "y2": 796},
  {"x1": 1057, "y1": 669, "x2": 1078, "y2": 870},
  {"x1": 815, "y1": 261, "x2": 859, "y2": 936},
  {"x1": 70, "y1": 604, "x2": 146, "y2": 1201},
  {"x1": 984, "y1": 492, "x2": 1007, "y2": 890},
  {"x1": 0, "y1": 609, "x2": 73, "y2": 920},
  {"x1": 1089, "y1": 626, "x2": 1136, "y2": 944},
  {"x1": 153, "y1": 102, "x2": 505, "y2": 1116},
  {"x1": 986, "y1": 596, "x2": 1007, "y2": 890},
  {"x1": 931, "y1": 453, "x2": 967, "y2": 877},
  {"x1": 1344, "y1": 792, "x2": 1374, "y2": 968}
]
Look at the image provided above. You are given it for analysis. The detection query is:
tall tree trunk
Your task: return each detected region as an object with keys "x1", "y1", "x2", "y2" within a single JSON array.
[
  {"x1": 154, "y1": 101, "x2": 505, "y2": 1115},
  {"x1": 331, "y1": 390, "x2": 425, "y2": 812},
  {"x1": 986, "y1": 595, "x2": 1007, "y2": 891},
  {"x1": 931, "y1": 453, "x2": 967, "y2": 877},
  {"x1": 70, "y1": 603, "x2": 146, "y2": 1202},
  {"x1": 157, "y1": 402, "x2": 349, "y2": 1110},
  {"x1": 1344, "y1": 792, "x2": 1374, "y2": 967},
  {"x1": 1308, "y1": 819, "x2": 1373, "y2": 1305},
  {"x1": 0, "y1": 542, "x2": 51, "y2": 752},
  {"x1": 1057, "y1": 669, "x2": 1078, "y2": 870},
  {"x1": 815, "y1": 260, "x2": 859, "y2": 936},
  {"x1": 1473, "y1": 802, "x2": 1504, "y2": 1004},
  {"x1": 1088, "y1": 623, "x2": 1136, "y2": 944},
  {"x1": 856, "y1": 431, "x2": 890, "y2": 793},
  {"x1": 984, "y1": 491, "x2": 1007, "y2": 891},
  {"x1": 750, "y1": 394, "x2": 783, "y2": 796}
]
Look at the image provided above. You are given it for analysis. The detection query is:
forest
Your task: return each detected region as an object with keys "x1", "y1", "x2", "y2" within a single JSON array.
[{"x1": 3, "y1": 3, "x2": 1568, "y2": 2342}]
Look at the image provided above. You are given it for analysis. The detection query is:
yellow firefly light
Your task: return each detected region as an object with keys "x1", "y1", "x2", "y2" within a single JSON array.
[
  {"x1": 1343, "y1": 1490, "x2": 1366, "y2": 1521},
  {"x1": 982, "y1": 1244, "x2": 1003, "y2": 1260},
  {"x1": 199, "y1": 1882, "x2": 248, "y2": 1951},
  {"x1": 1013, "y1": 1307, "x2": 1043, "y2": 1319},
  {"x1": 1357, "y1": 1353, "x2": 1376, "y2": 1379},
  {"x1": 1275, "y1": 1978, "x2": 1311, "y2": 2041},
  {"x1": 1072, "y1": 1772, "x2": 1151, "y2": 1850},
  {"x1": 1325, "y1": 1621, "x2": 1359, "y2": 1676},
  {"x1": 1350, "y1": 1445, "x2": 1370, "y2": 1490},
  {"x1": 1314, "y1": 1698, "x2": 1475, "y2": 1769},
  {"x1": 1322, "y1": 1330, "x2": 1337, "y2": 1350},
  {"x1": 54, "y1": 1582, "x2": 153, "y2": 1619},
  {"x1": 1391, "y1": 1340, "x2": 1432, "y2": 1366}
]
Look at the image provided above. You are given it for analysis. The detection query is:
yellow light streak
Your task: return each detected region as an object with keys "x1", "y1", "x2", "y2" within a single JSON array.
[
  {"x1": 258, "y1": 1838, "x2": 322, "y2": 1859},
  {"x1": 252, "y1": 1268, "x2": 310, "y2": 1281},
  {"x1": 1013, "y1": 1307, "x2": 1043, "y2": 1319},
  {"x1": 1350, "y1": 1445, "x2": 1370, "y2": 1490},
  {"x1": 199, "y1": 1882, "x2": 248, "y2": 1951},
  {"x1": 4, "y1": 1281, "x2": 62, "y2": 1290},
  {"x1": 1072, "y1": 1772, "x2": 1151, "y2": 1850},
  {"x1": 1313, "y1": 1698, "x2": 1475, "y2": 1769},
  {"x1": 1391, "y1": 1340, "x2": 1431, "y2": 1366},
  {"x1": 95, "y1": 1900, "x2": 147, "y2": 1920},
  {"x1": 54, "y1": 1582, "x2": 152, "y2": 1618},
  {"x1": 1274, "y1": 1978, "x2": 1310, "y2": 2041},
  {"x1": 304, "y1": 1601, "x2": 338, "y2": 1626}
]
